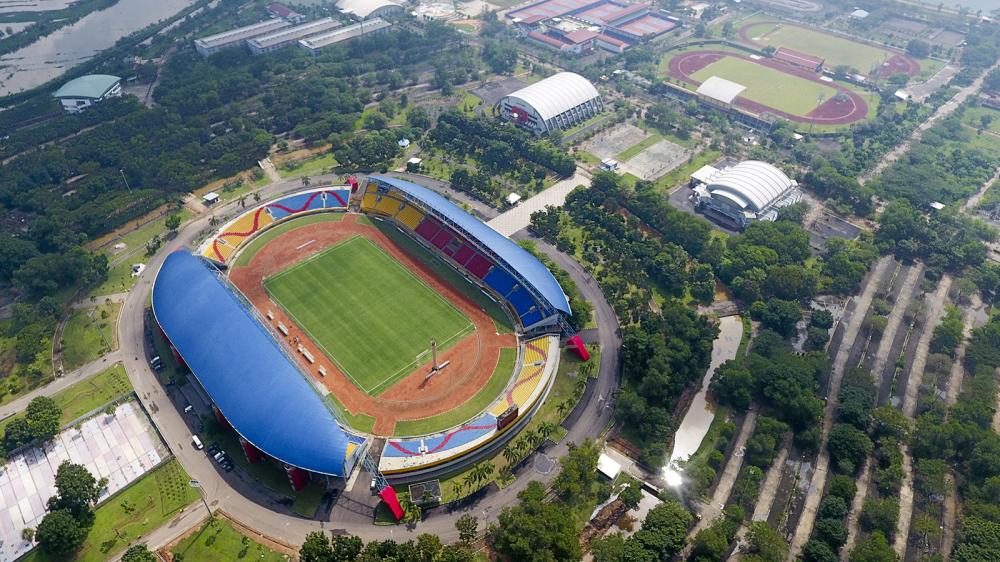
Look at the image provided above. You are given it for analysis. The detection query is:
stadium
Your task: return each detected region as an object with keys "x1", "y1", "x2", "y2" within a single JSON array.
[{"x1": 151, "y1": 176, "x2": 587, "y2": 517}]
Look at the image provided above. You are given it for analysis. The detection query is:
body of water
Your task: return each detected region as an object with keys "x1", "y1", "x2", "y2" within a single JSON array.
[
  {"x1": 663, "y1": 314, "x2": 743, "y2": 487},
  {"x1": 0, "y1": 0, "x2": 193, "y2": 96}
]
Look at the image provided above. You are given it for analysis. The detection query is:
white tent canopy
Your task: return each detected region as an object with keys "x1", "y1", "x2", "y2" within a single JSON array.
[{"x1": 696, "y1": 76, "x2": 746, "y2": 105}]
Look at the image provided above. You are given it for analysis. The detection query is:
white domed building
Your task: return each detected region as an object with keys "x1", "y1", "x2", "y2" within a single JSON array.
[
  {"x1": 497, "y1": 72, "x2": 603, "y2": 136},
  {"x1": 691, "y1": 161, "x2": 801, "y2": 229}
]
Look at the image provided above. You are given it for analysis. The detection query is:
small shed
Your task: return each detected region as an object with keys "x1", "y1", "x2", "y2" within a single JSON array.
[
  {"x1": 597, "y1": 453, "x2": 621, "y2": 480},
  {"x1": 406, "y1": 157, "x2": 423, "y2": 172},
  {"x1": 850, "y1": 8, "x2": 869, "y2": 19},
  {"x1": 203, "y1": 192, "x2": 220, "y2": 205},
  {"x1": 505, "y1": 192, "x2": 522, "y2": 206}
]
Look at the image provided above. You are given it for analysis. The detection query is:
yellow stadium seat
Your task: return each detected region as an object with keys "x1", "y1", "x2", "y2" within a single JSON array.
[
  {"x1": 361, "y1": 193, "x2": 378, "y2": 212},
  {"x1": 374, "y1": 195, "x2": 404, "y2": 216},
  {"x1": 396, "y1": 205, "x2": 425, "y2": 230},
  {"x1": 365, "y1": 182, "x2": 378, "y2": 194}
]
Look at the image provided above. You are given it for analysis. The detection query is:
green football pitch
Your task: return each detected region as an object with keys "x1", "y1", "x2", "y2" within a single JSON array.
[
  {"x1": 742, "y1": 21, "x2": 893, "y2": 72},
  {"x1": 264, "y1": 235, "x2": 473, "y2": 395},
  {"x1": 691, "y1": 56, "x2": 833, "y2": 116}
]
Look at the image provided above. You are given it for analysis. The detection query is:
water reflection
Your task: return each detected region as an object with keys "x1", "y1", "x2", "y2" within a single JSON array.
[{"x1": 662, "y1": 315, "x2": 743, "y2": 487}]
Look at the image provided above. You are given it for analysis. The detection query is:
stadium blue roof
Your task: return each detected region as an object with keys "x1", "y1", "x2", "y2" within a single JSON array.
[
  {"x1": 152, "y1": 251, "x2": 350, "y2": 476},
  {"x1": 373, "y1": 175, "x2": 571, "y2": 315}
]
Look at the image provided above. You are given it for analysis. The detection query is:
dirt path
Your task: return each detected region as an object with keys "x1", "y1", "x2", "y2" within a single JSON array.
[
  {"x1": 945, "y1": 293, "x2": 984, "y2": 406},
  {"x1": 787, "y1": 256, "x2": 893, "y2": 560},
  {"x1": 839, "y1": 264, "x2": 922, "y2": 559},
  {"x1": 840, "y1": 457, "x2": 874, "y2": 561},
  {"x1": 680, "y1": 407, "x2": 759, "y2": 559},
  {"x1": 993, "y1": 367, "x2": 1000, "y2": 433},
  {"x1": 860, "y1": 61, "x2": 1000, "y2": 186},
  {"x1": 937, "y1": 293, "x2": 985, "y2": 558},
  {"x1": 893, "y1": 277, "x2": 952, "y2": 556},
  {"x1": 259, "y1": 157, "x2": 281, "y2": 183},
  {"x1": 728, "y1": 435, "x2": 792, "y2": 561},
  {"x1": 961, "y1": 165, "x2": 1000, "y2": 212}
]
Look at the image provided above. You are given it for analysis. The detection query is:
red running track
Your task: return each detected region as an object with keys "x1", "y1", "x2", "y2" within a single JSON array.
[
  {"x1": 666, "y1": 50, "x2": 869, "y2": 126},
  {"x1": 737, "y1": 20, "x2": 920, "y2": 78}
]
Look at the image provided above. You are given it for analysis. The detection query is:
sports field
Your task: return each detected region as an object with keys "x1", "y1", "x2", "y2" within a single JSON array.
[
  {"x1": 264, "y1": 235, "x2": 473, "y2": 395},
  {"x1": 741, "y1": 21, "x2": 901, "y2": 72},
  {"x1": 690, "y1": 56, "x2": 832, "y2": 115}
]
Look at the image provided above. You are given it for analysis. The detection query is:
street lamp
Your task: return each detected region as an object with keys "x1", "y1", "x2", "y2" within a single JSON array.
[
  {"x1": 119, "y1": 168, "x2": 132, "y2": 192},
  {"x1": 189, "y1": 479, "x2": 211, "y2": 514}
]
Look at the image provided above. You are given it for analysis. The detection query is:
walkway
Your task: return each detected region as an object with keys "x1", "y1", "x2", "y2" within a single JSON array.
[
  {"x1": 487, "y1": 169, "x2": 590, "y2": 236},
  {"x1": 860, "y1": 61, "x2": 1000, "y2": 185},
  {"x1": 0, "y1": 353, "x2": 122, "y2": 422}
]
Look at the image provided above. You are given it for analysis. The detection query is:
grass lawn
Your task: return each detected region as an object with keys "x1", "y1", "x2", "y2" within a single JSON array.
[
  {"x1": 438, "y1": 345, "x2": 600, "y2": 502},
  {"x1": 233, "y1": 213, "x2": 345, "y2": 267},
  {"x1": 325, "y1": 393, "x2": 376, "y2": 434},
  {"x1": 278, "y1": 152, "x2": 339, "y2": 179},
  {"x1": 372, "y1": 219, "x2": 514, "y2": 333},
  {"x1": 616, "y1": 131, "x2": 663, "y2": 162},
  {"x1": 0, "y1": 364, "x2": 132, "y2": 434},
  {"x1": 393, "y1": 347, "x2": 517, "y2": 436},
  {"x1": 87, "y1": 259, "x2": 140, "y2": 297},
  {"x1": 456, "y1": 91, "x2": 483, "y2": 115},
  {"x1": 199, "y1": 417, "x2": 328, "y2": 515},
  {"x1": 173, "y1": 518, "x2": 287, "y2": 561},
  {"x1": 741, "y1": 20, "x2": 892, "y2": 71},
  {"x1": 60, "y1": 302, "x2": 121, "y2": 371},
  {"x1": 265, "y1": 236, "x2": 474, "y2": 395},
  {"x1": 690, "y1": 56, "x2": 834, "y2": 116},
  {"x1": 24, "y1": 460, "x2": 198, "y2": 562},
  {"x1": 656, "y1": 149, "x2": 721, "y2": 193},
  {"x1": 962, "y1": 104, "x2": 1000, "y2": 135}
]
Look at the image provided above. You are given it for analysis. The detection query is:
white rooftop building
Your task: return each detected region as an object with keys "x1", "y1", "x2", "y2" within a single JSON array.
[
  {"x1": 691, "y1": 161, "x2": 801, "y2": 229},
  {"x1": 248, "y1": 18, "x2": 343, "y2": 54},
  {"x1": 194, "y1": 19, "x2": 291, "y2": 56},
  {"x1": 337, "y1": 0, "x2": 403, "y2": 19},
  {"x1": 298, "y1": 18, "x2": 392, "y2": 55},
  {"x1": 496, "y1": 72, "x2": 603, "y2": 135},
  {"x1": 696, "y1": 76, "x2": 746, "y2": 107}
]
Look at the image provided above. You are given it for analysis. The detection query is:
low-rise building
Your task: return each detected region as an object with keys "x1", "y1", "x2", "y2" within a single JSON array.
[
  {"x1": 248, "y1": 18, "x2": 343, "y2": 55},
  {"x1": 53, "y1": 74, "x2": 122, "y2": 113},
  {"x1": 194, "y1": 19, "x2": 291, "y2": 56},
  {"x1": 297, "y1": 18, "x2": 392, "y2": 55}
]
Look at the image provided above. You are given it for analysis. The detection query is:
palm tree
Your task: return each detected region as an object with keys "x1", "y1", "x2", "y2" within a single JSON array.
[
  {"x1": 574, "y1": 376, "x2": 588, "y2": 397},
  {"x1": 403, "y1": 501, "x2": 422, "y2": 525},
  {"x1": 238, "y1": 194, "x2": 246, "y2": 208},
  {"x1": 301, "y1": 176, "x2": 311, "y2": 187},
  {"x1": 556, "y1": 401, "x2": 570, "y2": 417},
  {"x1": 538, "y1": 422, "x2": 556, "y2": 442},
  {"x1": 463, "y1": 471, "x2": 477, "y2": 490},
  {"x1": 502, "y1": 447, "x2": 517, "y2": 467},
  {"x1": 253, "y1": 192, "x2": 261, "y2": 203},
  {"x1": 475, "y1": 462, "x2": 494, "y2": 483}
]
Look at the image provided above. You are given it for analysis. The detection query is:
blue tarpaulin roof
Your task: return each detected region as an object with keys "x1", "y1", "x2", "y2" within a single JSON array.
[
  {"x1": 374, "y1": 175, "x2": 571, "y2": 315},
  {"x1": 152, "y1": 251, "x2": 350, "y2": 476}
]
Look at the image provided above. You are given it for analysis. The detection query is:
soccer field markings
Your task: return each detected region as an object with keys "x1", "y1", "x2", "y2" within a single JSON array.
[{"x1": 264, "y1": 235, "x2": 476, "y2": 396}]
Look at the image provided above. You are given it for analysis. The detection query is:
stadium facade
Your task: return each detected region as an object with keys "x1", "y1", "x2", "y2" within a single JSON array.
[
  {"x1": 497, "y1": 72, "x2": 603, "y2": 135},
  {"x1": 691, "y1": 160, "x2": 801, "y2": 229},
  {"x1": 152, "y1": 178, "x2": 577, "y2": 497}
]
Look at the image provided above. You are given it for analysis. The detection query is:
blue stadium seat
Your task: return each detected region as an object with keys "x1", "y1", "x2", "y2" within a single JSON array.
[
  {"x1": 520, "y1": 310, "x2": 544, "y2": 327},
  {"x1": 507, "y1": 288, "x2": 535, "y2": 315},
  {"x1": 484, "y1": 268, "x2": 518, "y2": 297}
]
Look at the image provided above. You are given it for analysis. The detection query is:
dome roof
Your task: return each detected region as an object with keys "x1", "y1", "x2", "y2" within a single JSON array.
[
  {"x1": 707, "y1": 161, "x2": 794, "y2": 213},
  {"x1": 503, "y1": 72, "x2": 600, "y2": 122}
]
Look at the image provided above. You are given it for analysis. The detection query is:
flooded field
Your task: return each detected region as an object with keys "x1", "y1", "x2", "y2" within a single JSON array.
[{"x1": 0, "y1": 0, "x2": 192, "y2": 96}]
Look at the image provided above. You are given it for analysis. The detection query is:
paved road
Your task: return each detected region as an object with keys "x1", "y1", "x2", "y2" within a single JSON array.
[
  {"x1": 0, "y1": 352, "x2": 122, "y2": 422},
  {"x1": 488, "y1": 170, "x2": 591, "y2": 236},
  {"x1": 108, "y1": 170, "x2": 622, "y2": 550},
  {"x1": 860, "y1": 61, "x2": 1000, "y2": 185}
]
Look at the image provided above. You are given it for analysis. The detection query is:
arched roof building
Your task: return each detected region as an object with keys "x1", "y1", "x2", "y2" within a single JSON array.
[
  {"x1": 497, "y1": 72, "x2": 603, "y2": 135},
  {"x1": 692, "y1": 161, "x2": 800, "y2": 229},
  {"x1": 336, "y1": 0, "x2": 402, "y2": 19}
]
